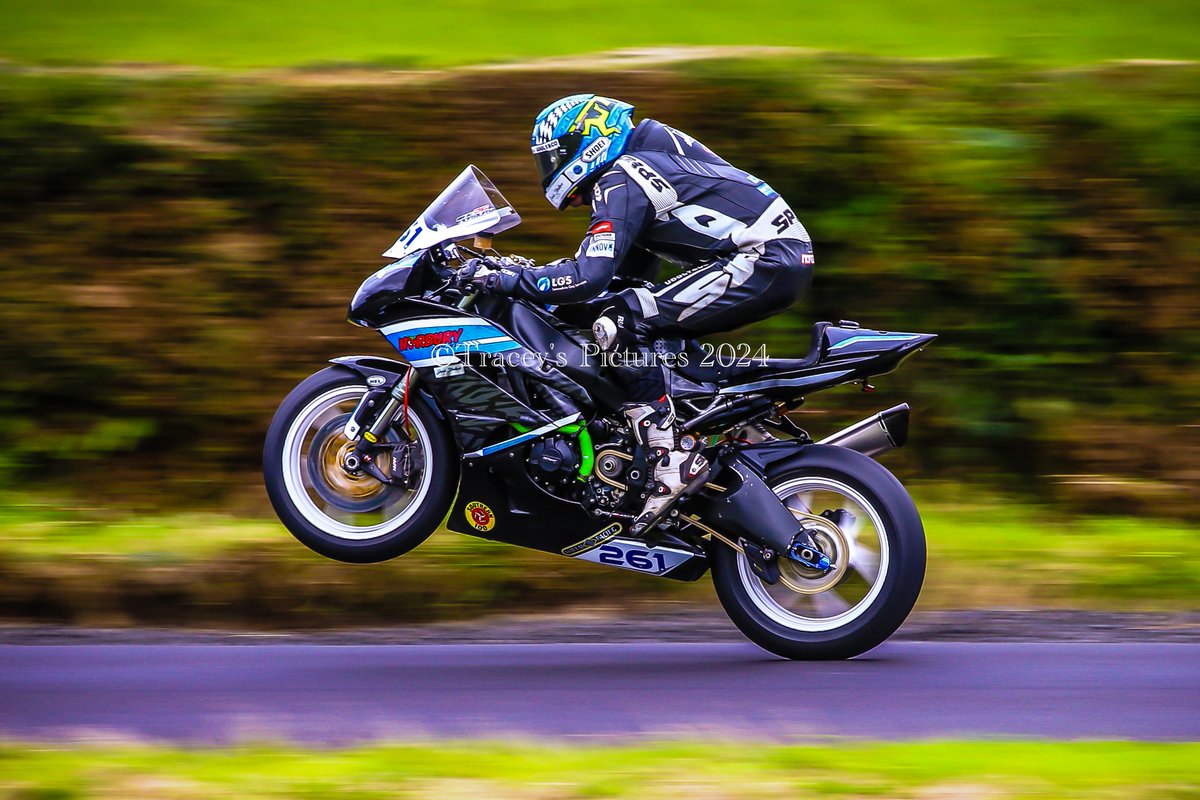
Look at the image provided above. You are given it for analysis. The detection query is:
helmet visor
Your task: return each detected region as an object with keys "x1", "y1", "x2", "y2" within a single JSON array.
[{"x1": 533, "y1": 131, "x2": 582, "y2": 188}]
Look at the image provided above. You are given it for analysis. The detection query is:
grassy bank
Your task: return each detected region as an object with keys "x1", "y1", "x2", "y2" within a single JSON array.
[
  {"x1": 1, "y1": 740, "x2": 1195, "y2": 798},
  {"x1": 3, "y1": 0, "x2": 1200, "y2": 68},
  {"x1": 1, "y1": 56, "x2": 1198, "y2": 518},
  {"x1": 1, "y1": 487, "x2": 1195, "y2": 626}
]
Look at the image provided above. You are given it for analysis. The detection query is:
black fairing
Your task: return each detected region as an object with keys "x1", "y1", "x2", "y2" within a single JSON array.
[
  {"x1": 499, "y1": 301, "x2": 627, "y2": 410},
  {"x1": 346, "y1": 293, "x2": 596, "y2": 455},
  {"x1": 678, "y1": 322, "x2": 937, "y2": 400},
  {"x1": 447, "y1": 456, "x2": 711, "y2": 582},
  {"x1": 348, "y1": 255, "x2": 436, "y2": 328}
]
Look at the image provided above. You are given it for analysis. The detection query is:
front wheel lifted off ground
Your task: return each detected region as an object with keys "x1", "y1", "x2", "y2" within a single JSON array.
[{"x1": 263, "y1": 366, "x2": 458, "y2": 563}]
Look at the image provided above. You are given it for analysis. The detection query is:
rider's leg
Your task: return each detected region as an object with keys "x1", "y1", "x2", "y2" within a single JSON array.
[
  {"x1": 592, "y1": 308, "x2": 709, "y2": 534},
  {"x1": 644, "y1": 240, "x2": 813, "y2": 334},
  {"x1": 623, "y1": 395, "x2": 709, "y2": 533},
  {"x1": 592, "y1": 239, "x2": 813, "y2": 534}
]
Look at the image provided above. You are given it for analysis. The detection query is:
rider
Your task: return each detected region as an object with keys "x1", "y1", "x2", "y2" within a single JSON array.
[{"x1": 460, "y1": 94, "x2": 814, "y2": 534}]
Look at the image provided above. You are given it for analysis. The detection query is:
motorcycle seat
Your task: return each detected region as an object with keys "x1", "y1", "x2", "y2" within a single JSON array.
[{"x1": 678, "y1": 322, "x2": 830, "y2": 383}]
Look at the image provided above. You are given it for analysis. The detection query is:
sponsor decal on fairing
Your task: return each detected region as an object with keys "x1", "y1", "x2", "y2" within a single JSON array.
[
  {"x1": 380, "y1": 317, "x2": 521, "y2": 366},
  {"x1": 573, "y1": 537, "x2": 695, "y2": 575},
  {"x1": 391, "y1": 328, "x2": 464, "y2": 352},
  {"x1": 464, "y1": 501, "x2": 496, "y2": 532},
  {"x1": 561, "y1": 523, "x2": 622, "y2": 556}
]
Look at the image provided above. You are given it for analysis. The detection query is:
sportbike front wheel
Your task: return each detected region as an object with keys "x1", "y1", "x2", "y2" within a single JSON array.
[
  {"x1": 710, "y1": 445, "x2": 925, "y2": 660},
  {"x1": 263, "y1": 366, "x2": 457, "y2": 563}
]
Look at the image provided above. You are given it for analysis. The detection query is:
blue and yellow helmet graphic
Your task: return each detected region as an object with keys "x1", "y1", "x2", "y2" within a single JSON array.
[{"x1": 531, "y1": 94, "x2": 635, "y2": 209}]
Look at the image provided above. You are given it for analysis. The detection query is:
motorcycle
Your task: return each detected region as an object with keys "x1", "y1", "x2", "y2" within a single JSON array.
[{"x1": 263, "y1": 165, "x2": 936, "y2": 659}]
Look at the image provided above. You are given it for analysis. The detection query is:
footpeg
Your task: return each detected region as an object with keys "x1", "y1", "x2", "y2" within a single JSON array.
[{"x1": 628, "y1": 439, "x2": 711, "y2": 536}]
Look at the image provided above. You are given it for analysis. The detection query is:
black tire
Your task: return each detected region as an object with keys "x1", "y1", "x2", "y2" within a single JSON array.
[
  {"x1": 710, "y1": 445, "x2": 925, "y2": 660},
  {"x1": 263, "y1": 366, "x2": 458, "y2": 563}
]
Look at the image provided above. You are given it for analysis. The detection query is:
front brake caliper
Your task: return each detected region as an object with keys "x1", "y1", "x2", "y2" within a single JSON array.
[{"x1": 388, "y1": 439, "x2": 425, "y2": 490}]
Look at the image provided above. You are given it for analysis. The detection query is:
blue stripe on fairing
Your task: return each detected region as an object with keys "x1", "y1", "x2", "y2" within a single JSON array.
[
  {"x1": 467, "y1": 414, "x2": 583, "y2": 458},
  {"x1": 828, "y1": 333, "x2": 922, "y2": 351},
  {"x1": 405, "y1": 339, "x2": 524, "y2": 367},
  {"x1": 719, "y1": 369, "x2": 856, "y2": 394},
  {"x1": 477, "y1": 430, "x2": 544, "y2": 456},
  {"x1": 383, "y1": 322, "x2": 521, "y2": 364}
]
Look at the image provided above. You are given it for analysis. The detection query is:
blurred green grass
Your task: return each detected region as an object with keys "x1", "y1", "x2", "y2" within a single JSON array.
[
  {"x1": 0, "y1": 740, "x2": 1195, "y2": 798},
  {"x1": 1, "y1": 0, "x2": 1200, "y2": 68},
  {"x1": 1, "y1": 486, "x2": 1196, "y2": 625}
]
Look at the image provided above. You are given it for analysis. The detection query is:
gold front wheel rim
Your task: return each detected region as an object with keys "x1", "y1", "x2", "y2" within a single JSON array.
[{"x1": 317, "y1": 434, "x2": 385, "y2": 500}]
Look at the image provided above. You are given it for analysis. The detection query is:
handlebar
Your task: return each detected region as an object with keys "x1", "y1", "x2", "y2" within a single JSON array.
[{"x1": 426, "y1": 252, "x2": 532, "y2": 310}]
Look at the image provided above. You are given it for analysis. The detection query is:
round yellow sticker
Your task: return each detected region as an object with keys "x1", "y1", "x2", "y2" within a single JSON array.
[{"x1": 464, "y1": 501, "x2": 496, "y2": 532}]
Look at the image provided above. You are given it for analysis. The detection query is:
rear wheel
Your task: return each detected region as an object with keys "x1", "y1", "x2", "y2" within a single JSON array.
[
  {"x1": 263, "y1": 366, "x2": 457, "y2": 563},
  {"x1": 710, "y1": 446, "x2": 925, "y2": 659}
]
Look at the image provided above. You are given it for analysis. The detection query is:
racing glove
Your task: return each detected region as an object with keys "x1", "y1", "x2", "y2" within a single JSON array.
[
  {"x1": 454, "y1": 256, "x2": 532, "y2": 294},
  {"x1": 452, "y1": 257, "x2": 494, "y2": 289}
]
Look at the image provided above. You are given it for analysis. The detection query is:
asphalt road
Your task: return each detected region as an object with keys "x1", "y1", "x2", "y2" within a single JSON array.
[{"x1": 2, "y1": 642, "x2": 1197, "y2": 742}]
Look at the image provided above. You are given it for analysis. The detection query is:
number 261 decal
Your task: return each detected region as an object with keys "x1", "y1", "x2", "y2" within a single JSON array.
[{"x1": 574, "y1": 538, "x2": 694, "y2": 575}]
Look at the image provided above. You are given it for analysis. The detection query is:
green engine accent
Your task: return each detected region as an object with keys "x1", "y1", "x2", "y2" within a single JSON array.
[
  {"x1": 509, "y1": 419, "x2": 594, "y2": 479},
  {"x1": 561, "y1": 422, "x2": 594, "y2": 479}
]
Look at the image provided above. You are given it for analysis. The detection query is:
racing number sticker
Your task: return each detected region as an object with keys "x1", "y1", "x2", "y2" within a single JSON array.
[
  {"x1": 573, "y1": 538, "x2": 694, "y2": 575},
  {"x1": 464, "y1": 501, "x2": 496, "y2": 532}
]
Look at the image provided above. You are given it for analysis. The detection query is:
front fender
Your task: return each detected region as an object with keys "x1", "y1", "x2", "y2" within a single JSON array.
[
  {"x1": 328, "y1": 355, "x2": 446, "y2": 422},
  {"x1": 329, "y1": 354, "x2": 409, "y2": 385}
]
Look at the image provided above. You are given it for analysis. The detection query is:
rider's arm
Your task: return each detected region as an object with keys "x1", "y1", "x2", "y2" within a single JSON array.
[
  {"x1": 490, "y1": 172, "x2": 653, "y2": 304},
  {"x1": 616, "y1": 246, "x2": 660, "y2": 283}
]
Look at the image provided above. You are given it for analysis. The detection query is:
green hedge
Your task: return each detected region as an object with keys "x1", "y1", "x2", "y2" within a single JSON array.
[{"x1": 1, "y1": 56, "x2": 1198, "y2": 515}]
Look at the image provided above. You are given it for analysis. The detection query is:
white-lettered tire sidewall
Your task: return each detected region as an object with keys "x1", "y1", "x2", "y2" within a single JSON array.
[
  {"x1": 263, "y1": 366, "x2": 458, "y2": 563},
  {"x1": 710, "y1": 446, "x2": 926, "y2": 660}
]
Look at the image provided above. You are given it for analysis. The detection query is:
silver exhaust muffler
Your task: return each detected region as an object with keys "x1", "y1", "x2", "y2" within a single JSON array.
[{"x1": 817, "y1": 403, "x2": 910, "y2": 457}]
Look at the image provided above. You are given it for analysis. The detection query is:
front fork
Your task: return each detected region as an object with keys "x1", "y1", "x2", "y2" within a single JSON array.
[{"x1": 341, "y1": 372, "x2": 421, "y2": 488}]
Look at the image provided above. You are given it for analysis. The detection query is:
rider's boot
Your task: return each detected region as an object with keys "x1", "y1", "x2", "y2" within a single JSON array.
[{"x1": 624, "y1": 396, "x2": 709, "y2": 535}]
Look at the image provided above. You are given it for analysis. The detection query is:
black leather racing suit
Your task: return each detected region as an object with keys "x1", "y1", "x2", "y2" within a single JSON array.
[{"x1": 493, "y1": 119, "x2": 814, "y2": 399}]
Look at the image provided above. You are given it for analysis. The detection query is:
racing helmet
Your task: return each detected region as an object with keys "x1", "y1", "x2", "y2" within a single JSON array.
[{"x1": 531, "y1": 94, "x2": 635, "y2": 210}]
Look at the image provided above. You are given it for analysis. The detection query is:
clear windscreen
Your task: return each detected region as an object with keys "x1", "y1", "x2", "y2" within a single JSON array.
[{"x1": 382, "y1": 165, "x2": 521, "y2": 259}]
